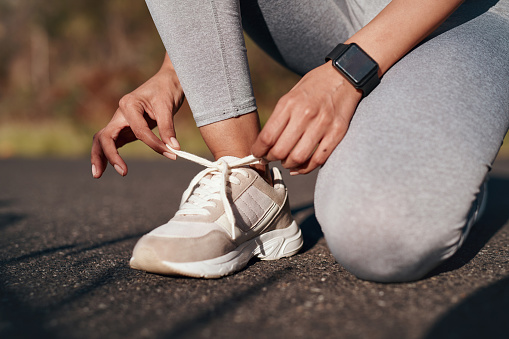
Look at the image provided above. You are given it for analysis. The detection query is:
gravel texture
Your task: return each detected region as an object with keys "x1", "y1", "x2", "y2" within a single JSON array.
[{"x1": 1, "y1": 157, "x2": 508, "y2": 339}]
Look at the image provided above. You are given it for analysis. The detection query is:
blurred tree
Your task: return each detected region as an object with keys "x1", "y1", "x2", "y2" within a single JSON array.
[
  {"x1": 0, "y1": 0, "x2": 299, "y2": 157},
  {"x1": 1, "y1": 0, "x2": 164, "y2": 122}
]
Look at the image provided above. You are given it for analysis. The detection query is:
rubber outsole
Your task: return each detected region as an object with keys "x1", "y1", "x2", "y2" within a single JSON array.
[{"x1": 130, "y1": 221, "x2": 303, "y2": 278}]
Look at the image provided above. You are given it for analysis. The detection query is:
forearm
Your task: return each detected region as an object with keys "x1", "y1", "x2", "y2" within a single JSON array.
[{"x1": 346, "y1": 0, "x2": 464, "y2": 76}]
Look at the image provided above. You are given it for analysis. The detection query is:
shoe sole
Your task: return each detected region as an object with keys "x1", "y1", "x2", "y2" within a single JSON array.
[{"x1": 129, "y1": 221, "x2": 303, "y2": 278}]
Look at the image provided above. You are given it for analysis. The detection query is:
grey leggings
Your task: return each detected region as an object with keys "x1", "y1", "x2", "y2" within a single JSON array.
[{"x1": 146, "y1": 0, "x2": 509, "y2": 282}]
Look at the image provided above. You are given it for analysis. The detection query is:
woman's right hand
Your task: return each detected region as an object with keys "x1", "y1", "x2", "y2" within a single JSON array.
[{"x1": 91, "y1": 54, "x2": 184, "y2": 178}]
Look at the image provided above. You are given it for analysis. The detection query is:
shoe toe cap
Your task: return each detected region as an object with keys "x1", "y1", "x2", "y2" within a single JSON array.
[{"x1": 130, "y1": 230, "x2": 237, "y2": 272}]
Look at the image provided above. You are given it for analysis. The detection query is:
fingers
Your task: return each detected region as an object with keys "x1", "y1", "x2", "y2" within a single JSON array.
[
  {"x1": 91, "y1": 127, "x2": 128, "y2": 178},
  {"x1": 264, "y1": 115, "x2": 308, "y2": 162},
  {"x1": 91, "y1": 131, "x2": 107, "y2": 178},
  {"x1": 253, "y1": 91, "x2": 330, "y2": 169},
  {"x1": 251, "y1": 99, "x2": 290, "y2": 159},
  {"x1": 281, "y1": 125, "x2": 322, "y2": 170},
  {"x1": 151, "y1": 101, "x2": 180, "y2": 160},
  {"x1": 252, "y1": 62, "x2": 361, "y2": 174},
  {"x1": 253, "y1": 97, "x2": 351, "y2": 174},
  {"x1": 91, "y1": 65, "x2": 186, "y2": 178},
  {"x1": 288, "y1": 133, "x2": 338, "y2": 175},
  {"x1": 118, "y1": 95, "x2": 171, "y2": 157},
  {"x1": 290, "y1": 109, "x2": 350, "y2": 173},
  {"x1": 102, "y1": 131, "x2": 129, "y2": 176},
  {"x1": 151, "y1": 102, "x2": 171, "y2": 142}
]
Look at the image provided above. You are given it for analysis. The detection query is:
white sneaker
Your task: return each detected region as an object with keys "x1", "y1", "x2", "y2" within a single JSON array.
[{"x1": 129, "y1": 147, "x2": 303, "y2": 278}]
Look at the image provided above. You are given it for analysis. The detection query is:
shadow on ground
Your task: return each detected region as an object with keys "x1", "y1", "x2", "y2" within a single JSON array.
[
  {"x1": 291, "y1": 203, "x2": 323, "y2": 253},
  {"x1": 161, "y1": 267, "x2": 296, "y2": 338},
  {"x1": 423, "y1": 273, "x2": 509, "y2": 339},
  {"x1": 422, "y1": 175, "x2": 509, "y2": 339},
  {"x1": 0, "y1": 281, "x2": 57, "y2": 339},
  {"x1": 0, "y1": 230, "x2": 146, "y2": 339},
  {"x1": 0, "y1": 199, "x2": 25, "y2": 231}
]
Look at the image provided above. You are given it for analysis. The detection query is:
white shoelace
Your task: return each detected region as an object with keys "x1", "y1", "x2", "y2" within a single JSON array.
[{"x1": 166, "y1": 144, "x2": 264, "y2": 240}]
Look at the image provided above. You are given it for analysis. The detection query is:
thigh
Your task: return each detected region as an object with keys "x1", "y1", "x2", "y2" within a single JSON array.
[
  {"x1": 315, "y1": 4, "x2": 509, "y2": 282},
  {"x1": 240, "y1": 0, "x2": 356, "y2": 75}
]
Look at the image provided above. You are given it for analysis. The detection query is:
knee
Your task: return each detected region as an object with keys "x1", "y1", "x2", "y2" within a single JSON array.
[
  {"x1": 324, "y1": 224, "x2": 444, "y2": 283},
  {"x1": 317, "y1": 208, "x2": 449, "y2": 282},
  {"x1": 313, "y1": 120, "x2": 487, "y2": 282},
  {"x1": 315, "y1": 188, "x2": 465, "y2": 283}
]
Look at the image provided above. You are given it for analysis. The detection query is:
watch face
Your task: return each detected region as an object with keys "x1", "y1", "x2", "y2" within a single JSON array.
[{"x1": 335, "y1": 44, "x2": 377, "y2": 85}]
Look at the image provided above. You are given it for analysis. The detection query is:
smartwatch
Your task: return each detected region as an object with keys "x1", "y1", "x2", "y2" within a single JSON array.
[{"x1": 325, "y1": 43, "x2": 380, "y2": 97}]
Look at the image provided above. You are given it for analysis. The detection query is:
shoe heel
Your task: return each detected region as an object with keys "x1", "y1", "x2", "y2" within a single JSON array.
[{"x1": 257, "y1": 221, "x2": 303, "y2": 260}]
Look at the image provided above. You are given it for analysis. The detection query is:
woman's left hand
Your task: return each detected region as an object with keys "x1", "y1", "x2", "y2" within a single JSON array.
[{"x1": 251, "y1": 61, "x2": 363, "y2": 174}]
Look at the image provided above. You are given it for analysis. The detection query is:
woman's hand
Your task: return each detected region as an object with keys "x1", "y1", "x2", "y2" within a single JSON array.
[
  {"x1": 91, "y1": 54, "x2": 184, "y2": 178},
  {"x1": 252, "y1": 61, "x2": 362, "y2": 174},
  {"x1": 252, "y1": 0, "x2": 465, "y2": 175}
]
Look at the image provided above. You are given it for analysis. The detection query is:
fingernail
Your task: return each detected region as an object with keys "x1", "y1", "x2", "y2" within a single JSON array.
[
  {"x1": 169, "y1": 137, "x2": 180, "y2": 149},
  {"x1": 290, "y1": 171, "x2": 299, "y2": 176},
  {"x1": 163, "y1": 152, "x2": 177, "y2": 160},
  {"x1": 92, "y1": 164, "x2": 97, "y2": 178},
  {"x1": 114, "y1": 164, "x2": 125, "y2": 176}
]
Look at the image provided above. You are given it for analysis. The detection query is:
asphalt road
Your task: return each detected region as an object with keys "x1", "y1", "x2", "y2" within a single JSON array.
[{"x1": 1, "y1": 156, "x2": 508, "y2": 339}]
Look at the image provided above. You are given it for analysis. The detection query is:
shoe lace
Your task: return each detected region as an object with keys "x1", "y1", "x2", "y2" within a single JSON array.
[{"x1": 166, "y1": 145, "x2": 264, "y2": 240}]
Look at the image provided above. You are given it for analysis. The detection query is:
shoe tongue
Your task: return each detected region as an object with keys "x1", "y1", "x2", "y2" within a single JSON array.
[{"x1": 202, "y1": 156, "x2": 245, "y2": 183}]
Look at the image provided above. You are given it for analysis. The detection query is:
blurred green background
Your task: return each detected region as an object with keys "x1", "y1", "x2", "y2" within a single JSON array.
[
  {"x1": 0, "y1": 0, "x2": 507, "y2": 160},
  {"x1": 0, "y1": 0, "x2": 300, "y2": 159}
]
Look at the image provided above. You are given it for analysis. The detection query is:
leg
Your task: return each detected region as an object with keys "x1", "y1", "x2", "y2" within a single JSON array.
[
  {"x1": 199, "y1": 112, "x2": 261, "y2": 159},
  {"x1": 146, "y1": 0, "x2": 266, "y2": 174},
  {"x1": 199, "y1": 0, "x2": 358, "y2": 171},
  {"x1": 135, "y1": 0, "x2": 349, "y2": 277},
  {"x1": 315, "y1": 3, "x2": 509, "y2": 282},
  {"x1": 146, "y1": 0, "x2": 257, "y2": 127},
  {"x1": 146, "y1": 0, "x2": 355, "y2": 171},
  {"x1": 146, "y1": 0, "x2": 356, "y2": 125},
  {"x1": 199, "y1": 112, "x2": 271, "y2": 179}
]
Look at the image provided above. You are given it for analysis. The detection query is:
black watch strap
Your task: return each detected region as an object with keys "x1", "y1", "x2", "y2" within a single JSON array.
[
  {"x1": 357, "y1": 67, "x2": 380, "y2": 97},
  {"x1": 325, "y1": 44, "x2": 350, "y2": 63}
]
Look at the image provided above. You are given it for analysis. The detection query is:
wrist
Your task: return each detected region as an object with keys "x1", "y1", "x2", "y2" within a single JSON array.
[
  {"x1": 325, "y1": 43, "x2": 380, "y2": 97},
  {"x1": 323, "y1": 61, "x2": 363, "y2": 97},
  {"x1": 159, "y1": 53, "x2": 176, "y2": 72},
  {"x1": 156, "y1": 54, "x2": 183, "y2": 92}
]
